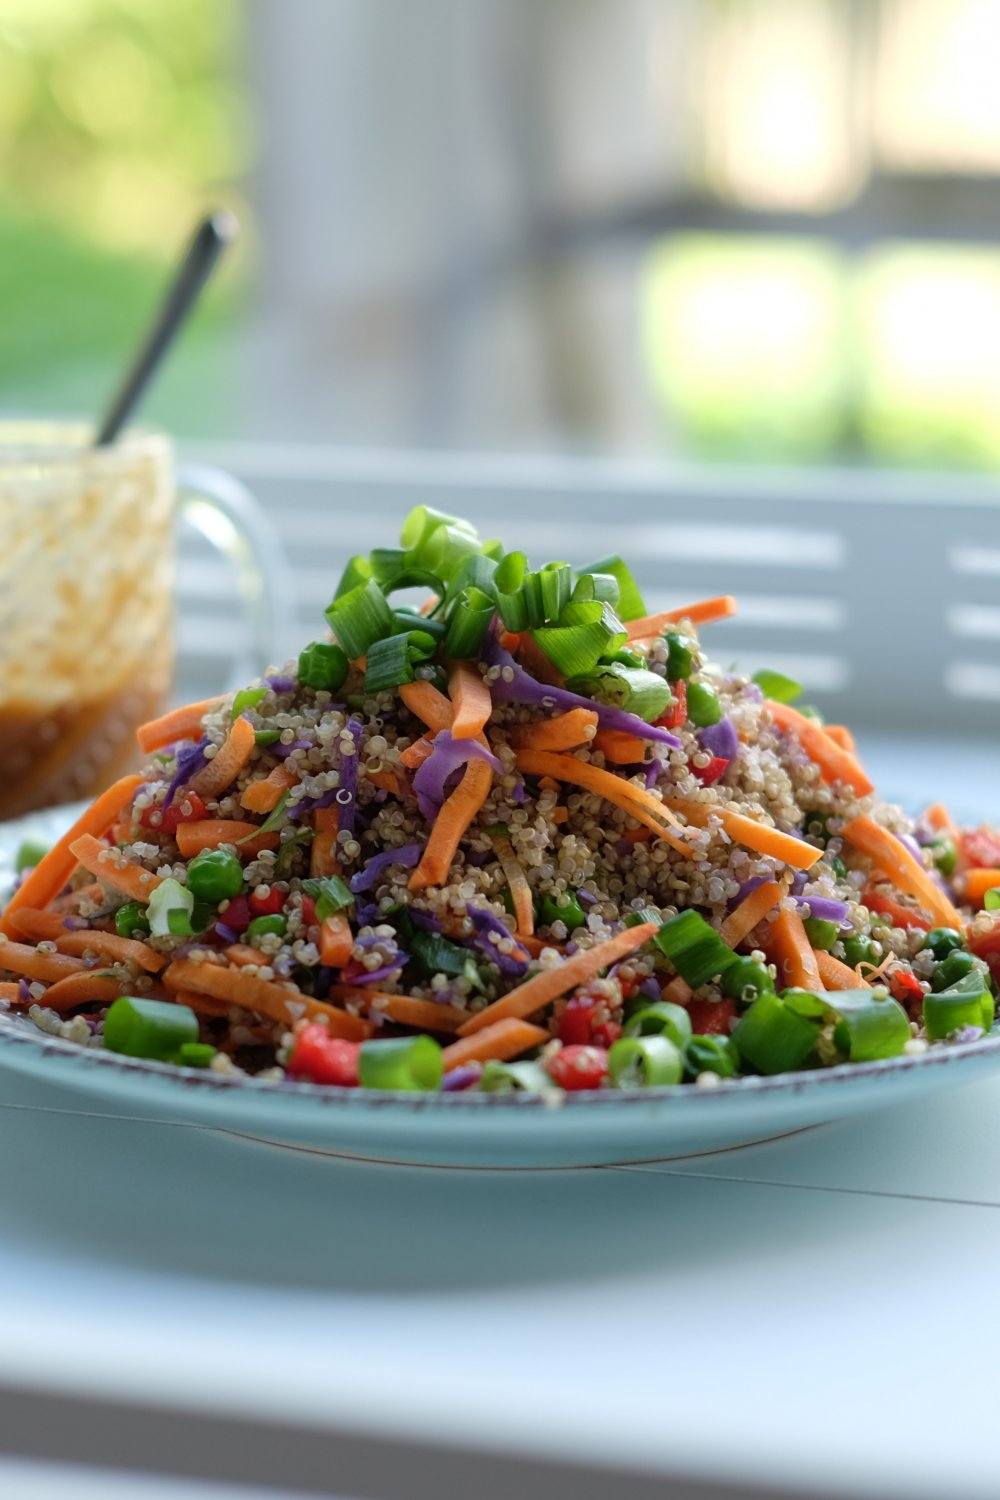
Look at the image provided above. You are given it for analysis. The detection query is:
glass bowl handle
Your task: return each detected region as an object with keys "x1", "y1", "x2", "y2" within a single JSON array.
[{"x1": 176, "y1": 463, "x2": 294, "y2": 688}]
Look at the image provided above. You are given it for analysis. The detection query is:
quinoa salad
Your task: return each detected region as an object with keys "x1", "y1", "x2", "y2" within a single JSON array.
[{"x1": 2, "y1": 505, "x2": 999, "y2": 1098}]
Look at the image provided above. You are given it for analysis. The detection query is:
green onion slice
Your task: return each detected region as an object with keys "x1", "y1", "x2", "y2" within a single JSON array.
[
  {"x1": 103, "y1": 997, "x2": 198, "y2": 1062},
  {"x1": 358, "y1": 1035, "x2": 443, "y2": 1091},
  {"x1": 753, "y1": 669, "x2": 802, "y2": 703},
  {"x1": 623, "y1": 1000, "x2": 692, "y2": 1049},
  {"x1": 146, "y1": 878, "x2": 194, "y2": 939},
  {"x1": 325, "y1": 577, "x2": 395, "y2": 660},
  {"x1": 608, "y1": 1034, "x2": 683, "y2": 1088},
  {"x1": 478, "y1": 1060, "x2": 553, "y2": 1094},
  {"x1": 566, "y1": 663, "x2": 670, "y2": 724},
  {"x1": 301, "y1": 875, "x2": 354, "y2": 920},
  {"x1": 580, "y1": 554, "x2": 646, "y2": 621},
  {"x1": 654, "y1": 910, "x2": 739, "y2": 989},
  {"x1": 732, "y1": 991, "x2": 820, "y2": 1074}
]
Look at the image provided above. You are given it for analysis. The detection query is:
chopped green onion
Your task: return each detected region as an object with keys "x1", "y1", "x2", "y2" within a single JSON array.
[
  {"x1": 803, "y1": 916, "x2": 840, "y2": 952},
  {"x1": 923, "y1": 970, "x2": 994, "y2": 1039},
  {"x1": 443, "y1": 585, "x2": 495, "y2": 659},
  {"x1": 623, "y1": 1000, "x2": 692, "y2": 1049},
  {"x1": 114, "y1": 901, "x2": 150, "y2": 940},
  {"x1": 732, "y1": 991, "x2": 820, "y2": 1074},
  {"x1": 231, "y1": 685, "x2": 267, "y2": 717},
  {"x1": 986, "y1": 889, "x2": 1000, "y2": 911},
  {"x1": 421, "y1": 524, "x2": 483, "y2": 583},
  {"x1": 408, "y1": 929, "x2": 484, "y2": 991},
  {"x1": 273, "y1": 828, "x2": 313, "y2": 879},
  {"x1": 654, "y1": 910, "x2": 738, "y2": 989},
  {"x1": 334, "y1": 553, "x2": 374, "y2": 600},
  {"x1": 608, "y1": 1034, "x2": 683, "y2": 1087},
  {"x1": 827, "y1": 988, "x2": 910, "y2": 1061},
  {"x1": 392, "y1": 610, "x2": 447, "y2": 640},
  {"x1": 364, "y1": 630, "x2": 435, "y2": 693},
  {"x1": 664, "y1": 631, "x2": 696, "y2": 682},
  {"x1": 493, "y1": 552, "x2": 540, "y2": 631},
  {"x1": 325, "y1": 577, "x2": 395, "y2": 660},
  {"x1": 537, "y1": 891, "x2": 587, "y2": 933},
  {"x1": 930, "y1": 950, "x2": 984, "y2": 991},
  {"x1": 254, "y1": 730, "x2": 281, "y2": 747},
  {"x1": 249, "y1": 792, "x2": 291, "y2": 839},
  {"x1": 174, "y1": 1041, "x2": 216, "y2": 1068},
  {"x1": 607, "y1": 648, "x2": 645, "y2": 669},
  {"x1": 246, "y1": 914, "x2": 287, "y2": 941},
  {"x1": 685, "y1": 1035, "x2": 738, "y2": 1079},
  {"x1": 103, "y1": 997, "x2": 198, "y2": 1061},
  {"x1": 572, "y1": 572, "x2": 621, "y2": 608},
  {"x1": 565, "y1": 664, "x2": 670, "y2": 724},
  {"x1": 798, "y1": 705, "x2": 824, "y2": 723},
  {"x1": 146, "y1": 878, "x2": 195, "y2": 939},
  {"x1": 14, "y1": 838, "x2": 50, "y2": 873},
  {"x1": 533, "y1": 600, "x2": 627, "y2": 677},
  {"x1": 301, "y1": 875, "x2": 354, "y2": 921},
  {"x1": 686, "y1": 681, "x2": 722, "y2": 727},
  {"x1": 358, "y1": 1035, "x2": 443, "y2": 1091},
  {"x1": 721, "y1": 956, "x2": 774, "y2": 1003},
  {"x1": 481, "y1": 537, "x2": 505, "y2": 562},
  {"x1": 399, "y1": 504, "x2": 475, "y2": 552},
  {"x1": 752, "y1": 669, "x2": 802, "y2": 704},
  {"x1": 368, "y1": 549, "x2": 444, "y2": 597},
  {"x1": 580, "y1": 554, "x2": 646, "y2": 621},
  {"x1": 298, "y1": 642, "x2": 349, "y2": 692},
  {"x1": 536, "y1": 561, "x2": 572, "y2": 621},
  {"x1": 478, "y1": 1060, "x2": 553, "y2": 1094},
  {"x1": 625, "y1": 907, "x2": 662, "y2": 930}
]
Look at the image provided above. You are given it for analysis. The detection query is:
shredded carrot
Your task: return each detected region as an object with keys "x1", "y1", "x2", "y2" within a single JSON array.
[
  {"x1": 314, "y1": 807, "x2": 339, "y2": 834},
  {"x1": 136, "y1": 698, "x2": 221, "y2": 754},
  {"x1": 516, "y1": 749, "x2": 696, "y2": 858},
  {"x1": 843, "y1": 815, "x2": 965, "y2": 931},
  {"x1": 332, "y1": 987, "x2": 466, "y2": 1034},
  {"x1": 512, "y1": 633, "x2": 563, "y2": 686},
  {"x1": 719, "y1": 880, "x2": 782, "y2": 948},
  {"x1": 368, "y1": 768, "x2": 406, "y2": 797},
  {"x1": 925, "y1": 802, "x2": 960, "y2": 842},
  {"x1": 766, "y1": 906, "x2": 824, "y2": 991},
  {"x1": 310, "y1": 832, "x2": 340, "y2": 878},
  {"x1": 517, "y1": 934, "x2": 552, "y2": 959},
  {"x1": 0, "y1": 981, "x2": 22, "y2": 1002},
  {"x1": 862, "y1": 882, "x2": 933, "y2": 932},
  {"x1": 0, "y1": 775, "x2": 144, "y2": 937},
  {"x1": 662, "y1": 975, "x2": 693, "y2": 1004},
  {"x1": 959, "y1": 868, "x2": 1000, "y2": 905},
  {"x1": 823, "y1": 724, "x2": 856, "y2": 753},
  {"x1": 7, "y1": 909, "x2": 65, "y2": 941},
  {"x1": 240, "y1": 765, "x2": 297, "y2": 814},
  {"x1": 815, "y1": 951, "x2": 871, "y2": 991},
  {"x1": 766, "y1": 700, "x2": 874, "y2": 797},
  {"x1": 626, "y1": 595, "x2": 737, "y2": 640},
  {"x1": 53, "y1": 929, "x2": 167, "y2": 974},
  {"x1": 458, "y1": 923, "x2": 657, "y2": 1037},
  {"x1": 508, "y1": 708, "x2": 599, "y2": 754},
  {"x1": 50, "y1": 882, "x2": 104, "y2": 913},
  {"x1": 486, "y1": 826, "x2": 534, "y2": 937},
  {"x1": 551, "y1": 806, "x2": 568, "y2": 825},
  {"x1": 400, "y1": 737, "x2": 434, "y2": 770},
  {"x1": 399, "y1": 680, "x2": 453, "y2": 735},
  {"x1": 0, "y1": 940, "x2": 88, "y2": 985},
  {"x1": 172, "y1": 988, "x2": 231, "y2": 1019},
  {"x1": 442, "y1": 1018, "x2": 549, "y2": 1070},
  {"x1": 667, "y1": 797, "x2": 822, "y2": 871},
  {"x1": 175, "y1": 821, "x2": 279, "y2": 859},
  {"x1": 188, "y1": 715, "x2": 257, "y2": 801},
  {"x1": 39, "y1": 972, "x2": 123, "y2": 1012},
  {"x1": 225, "y1": 945, "x2": 264, "y2": 968},
  {"x1": 409, "y1": 758, "x2": 494, "y2": 892},
  {"x1": 319, "y1": 912, "x2": 354, "y2": 967},
  {"x1": 620, "y1": 826, "x2": 654, "y2": 846},
  {"x1": 592, "y1": 729, "x2": 648, "y2": 765},
  {"x1": 69, "y1": 833, "x2": 165, "y2": 903},
  {"x1": 163, "y1": 958, "x2": 373, "y2": 1041},
  {"x1": 448, "y1": 662, "x2": 492, "y2": 741}
]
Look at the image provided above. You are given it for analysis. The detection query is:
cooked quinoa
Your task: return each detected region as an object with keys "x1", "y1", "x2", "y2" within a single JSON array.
[{"x1": 2, "y1": 507, "x2": 998, "y2": 1095}]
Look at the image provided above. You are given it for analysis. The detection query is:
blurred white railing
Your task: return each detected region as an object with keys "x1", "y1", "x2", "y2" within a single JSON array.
[{"x1": 176, "y1": 443, "x2": 1000, "y2": 737}]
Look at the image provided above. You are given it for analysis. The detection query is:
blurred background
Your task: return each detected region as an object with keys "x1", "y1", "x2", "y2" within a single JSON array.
[{"x1": 3, "y1": 0, "x2": 1000, "y2": 469}]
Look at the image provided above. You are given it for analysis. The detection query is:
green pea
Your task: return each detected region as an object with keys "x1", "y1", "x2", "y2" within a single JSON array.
[
  {"x1": 664, "y1": 631, "x2": 696, "y2": 682},
  {"x1": 842, "y1": 935, "x2": 880, "y2": 969},
  {"x1": 537, "y1": 892, "x2": 586, "y2": 933},
  {"x1": 721, "y1": 956, "x2": 774, "y2": 1003},
  {"x1": 186, "y1": 848, "x2": 244, "y2": 903},
  {"x1": 803, "y1": 917, "x2": 839, "y2": 952},
  {"x1": 245, "y1": 914, "x2": 287, "y2": 941},
  {"x1": 298, "y1": 641, "x2": 349, "y2": 693},
  {"x1": 931, "y1": 950, "x2": 984, "y2": 992},
  {"x1": 115, "y1": 901, "x2": 150, "y2": 940},
  {"x1": 686, "y1": 681, "x2": 721, "y2": 727},
  {"x1": 929, "y1": 836, "x2": 957, "y2": 878},
  {"x1": 924, "y1": 926, "x2": 964, "y2": 961}
]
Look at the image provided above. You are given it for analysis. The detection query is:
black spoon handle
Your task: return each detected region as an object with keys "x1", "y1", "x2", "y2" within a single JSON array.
[{"x1": 93, "y1": 210, "x2": 239, "y2": 448}]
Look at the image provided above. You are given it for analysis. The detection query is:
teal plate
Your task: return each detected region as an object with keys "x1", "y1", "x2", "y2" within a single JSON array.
[{"x1": 2, "y1": 804, "x2": 999, "y2": 1169}]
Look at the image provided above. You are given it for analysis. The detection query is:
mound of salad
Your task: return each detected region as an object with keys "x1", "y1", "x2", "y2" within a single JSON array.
[{"x1": 2, "y1": 505, "x2": 999, "y2": 1097}]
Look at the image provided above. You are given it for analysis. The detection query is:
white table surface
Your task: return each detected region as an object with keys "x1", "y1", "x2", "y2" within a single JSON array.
[{"x1": 0, "y1": 734, "x2": 996, "y2": 1500}]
